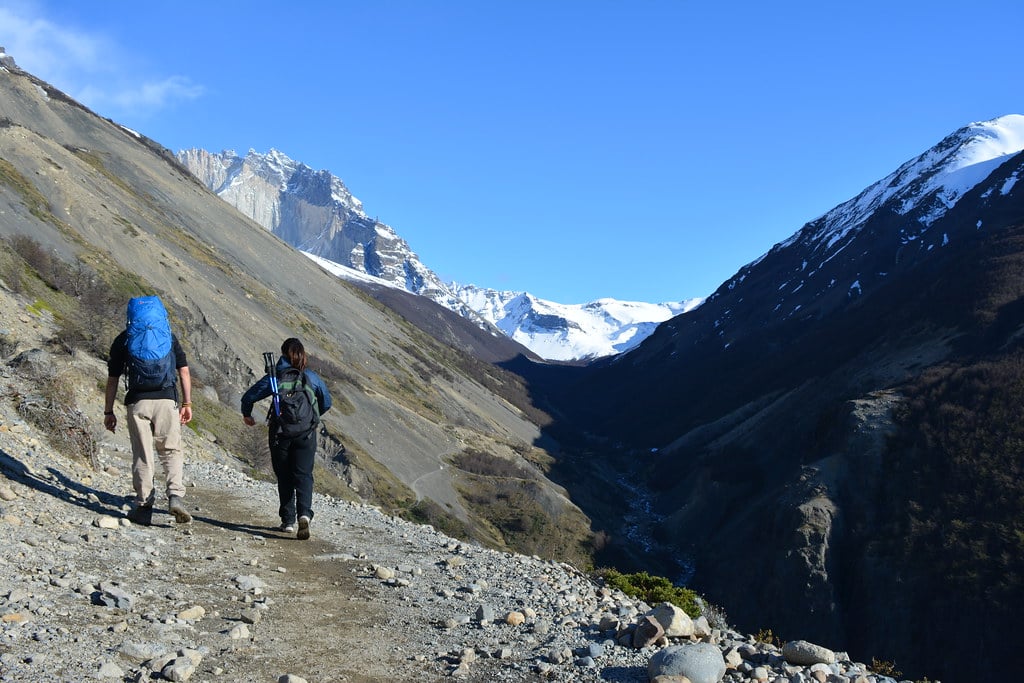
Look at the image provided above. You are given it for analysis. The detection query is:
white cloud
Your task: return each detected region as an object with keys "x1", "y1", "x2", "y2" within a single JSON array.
[
  {"x1": 0, "y1": 4, "x2": 203, "y2": 117},
  {"x1": 80, "y1": 76, "x2": 205, "y2": 113}
]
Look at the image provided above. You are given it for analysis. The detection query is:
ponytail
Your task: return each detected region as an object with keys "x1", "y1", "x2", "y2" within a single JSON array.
[{"x1": 281, "y1": 337, "x2": 307, "y2": 372}]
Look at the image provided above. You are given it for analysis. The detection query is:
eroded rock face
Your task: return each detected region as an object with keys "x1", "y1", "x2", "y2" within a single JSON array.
[{"x1": 653, "y1": 388, "x2": 905, "y2": 660}]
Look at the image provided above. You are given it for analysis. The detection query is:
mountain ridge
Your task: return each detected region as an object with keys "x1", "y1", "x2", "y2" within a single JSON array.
[
  {"x1": 177, "y1": 147, "x2": 701, "y2": 362},
  {"x1": 545, "y1": 115, "x2": 1024, "y2": 683}
]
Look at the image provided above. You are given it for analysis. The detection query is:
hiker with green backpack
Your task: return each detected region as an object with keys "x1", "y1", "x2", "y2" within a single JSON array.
[
  {"x1": 103, "y1": 296, "x2": 194, "y2": 526},
  {"x1": 241, "y1": 337, "x2": 332, "y2": 540}
]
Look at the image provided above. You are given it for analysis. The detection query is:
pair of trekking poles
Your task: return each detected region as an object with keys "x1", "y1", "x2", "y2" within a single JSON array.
[{"x1": 262, "y1": 352, "x2": 281, "y2": 418}]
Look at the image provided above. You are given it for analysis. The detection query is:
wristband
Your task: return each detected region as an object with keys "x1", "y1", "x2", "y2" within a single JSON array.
[
  {"x1": 104, "y1": 411, "x2": 114, "y2": 416},
  {"x1": 181, "y1": 402, "x2": 192, "y2": 407}
]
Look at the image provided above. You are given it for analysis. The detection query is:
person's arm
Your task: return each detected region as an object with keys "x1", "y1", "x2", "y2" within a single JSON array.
[
  {"x1": 178, "y1": 366, "x2": 192, "y2": 424},
  {"x1": 241, "y1": 376, "x2": 271, "y2": 426},
  {"x1": 103, "y1": 376, "x2": 119, "y2": 433}
]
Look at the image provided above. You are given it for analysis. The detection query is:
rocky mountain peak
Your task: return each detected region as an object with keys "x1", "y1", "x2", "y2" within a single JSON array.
[
  {"x1": 689, "y1": 115, "x2": 1024, "y2": 346},
  {"x1": 0, "y1": 46, "x2": 17, "y2": 70},
  {"x1": 178, "y1": 148, "x2": 702, "y2": 362}
]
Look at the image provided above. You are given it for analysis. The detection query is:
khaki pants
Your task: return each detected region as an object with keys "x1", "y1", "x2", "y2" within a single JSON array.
[{"x1": 127, "y1": 398, "x2": 184, "y2": 505}]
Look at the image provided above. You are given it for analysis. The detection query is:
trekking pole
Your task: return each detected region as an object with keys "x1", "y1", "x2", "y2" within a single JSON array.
[{"x1": 263, "y1": 352, "x2": 281, "y2": 417}]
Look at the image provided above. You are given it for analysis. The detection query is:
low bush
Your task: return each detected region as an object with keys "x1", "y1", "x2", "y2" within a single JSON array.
[
  {"x1": 14, "y1": 362, "x2": 99, "y2": 470},
  {"x1": 597, "y1": 569, "x2": 701, "y2": 618}
]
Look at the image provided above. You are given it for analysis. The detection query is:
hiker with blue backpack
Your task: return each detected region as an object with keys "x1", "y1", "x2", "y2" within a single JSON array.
[
  {"x1": 103, "y1": 296, "x2": 194, "y2": 526},
  {"x1": 241, "y1": 337, "x2": 332, "y2": 540}
]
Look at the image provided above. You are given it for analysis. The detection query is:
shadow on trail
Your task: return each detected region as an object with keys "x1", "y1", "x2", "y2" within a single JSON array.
[
  {"x1": 188, "y1": 513, "x2": 288, "y2": 540},
  {"x1": 0, "y1": 448, "x2": 125, "y2": 517}
]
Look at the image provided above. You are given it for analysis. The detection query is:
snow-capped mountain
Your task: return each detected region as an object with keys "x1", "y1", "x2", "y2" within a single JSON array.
[
  {"x1": 178, "y1": 147, "x2": 697, "y2": 362},
  {"x1": 694, "y1": 114, "x2": 1024, "y2": 345},
  {"x1": 560, "y1": 114, "x2": 1024, "y2": 683},
  {"x1": 177, "y1": 147, "x2": 499, "y2": 326},
  {"x1": 452, "y1": 283, "x2": 702, "y2": 361}
]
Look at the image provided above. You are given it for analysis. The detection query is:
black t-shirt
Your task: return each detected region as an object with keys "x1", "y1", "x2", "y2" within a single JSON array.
[{"x1": 107, "y1": 330, "x2": 188, "y2": 405}]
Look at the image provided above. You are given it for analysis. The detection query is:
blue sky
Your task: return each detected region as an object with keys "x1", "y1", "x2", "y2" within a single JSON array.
[{"x1": 2, "y1": 1, "x2": 1022, "y2": 304}]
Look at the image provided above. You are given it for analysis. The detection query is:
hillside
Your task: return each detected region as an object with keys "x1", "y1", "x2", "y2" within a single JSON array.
[
  {"x1": 0, "y1": 58, "x2": 592, "y2": 568},
  {"x1": 543, "y1": 127, "x2": 1024, "y2": 682}
]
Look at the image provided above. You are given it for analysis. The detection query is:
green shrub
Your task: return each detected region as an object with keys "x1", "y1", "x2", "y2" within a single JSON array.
[{"x1": 597, "y1": 569, "x2": 701, "y2": 618}]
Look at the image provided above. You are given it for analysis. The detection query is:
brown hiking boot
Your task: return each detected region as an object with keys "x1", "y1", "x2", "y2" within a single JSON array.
[{"x1": 168, "y1": 496, "x2": 192, "y2": 524}]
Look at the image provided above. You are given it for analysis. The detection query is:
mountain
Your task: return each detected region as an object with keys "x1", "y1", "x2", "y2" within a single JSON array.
[
  {"x1": 451, "y1": 283, "x2": 703, "y2": 361},
  {"x1": 5, "y1": 44, "x2": 1021, "y2": 681},
  {"x1": 546, "y1": 115, "x2": 1024, "y2": 683},
  {"x1": 177, "y1": 147, "x2": 698, "y2": 362},
  {"x1": 175, "y1": 147, "x2": 484, "y2": 319},
  {"x1": 0, "y1": 54, "x2": 593, "y2": 568}
]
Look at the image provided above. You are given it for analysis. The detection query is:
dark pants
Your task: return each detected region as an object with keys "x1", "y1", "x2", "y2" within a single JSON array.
[{"x1": 269, "y1": 428, "x2": 317, "y2": 524}]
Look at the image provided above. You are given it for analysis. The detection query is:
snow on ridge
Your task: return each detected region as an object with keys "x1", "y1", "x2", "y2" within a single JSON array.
[
  {"x1": 451, "y1": 283, "x2": 703, "y2": 361},
  {"x1": 776, "y1": 114, "x2": 1024, "y2": 254},
  {"x1": 304, "y1": 252, "x2": 400, "y2": 289}
]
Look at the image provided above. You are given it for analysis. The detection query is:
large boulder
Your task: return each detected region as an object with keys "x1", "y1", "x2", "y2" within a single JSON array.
[
  {"x1": 782, "y1": 639, "x2": 836, "y2": 666},
  {"x1": 650, "y1": 602, "x2": 695, "y2": 637},
  {"x1": 648, "y1": 643, "x2": 726, "y2": 683}
]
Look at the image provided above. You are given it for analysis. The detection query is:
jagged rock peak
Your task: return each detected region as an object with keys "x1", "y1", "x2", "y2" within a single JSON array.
[{"x1": 0, "y1": 46, "x2": 18, "y2": 69}]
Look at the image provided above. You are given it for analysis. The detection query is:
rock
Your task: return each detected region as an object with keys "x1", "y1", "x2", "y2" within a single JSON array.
[
  {"x1": 723, "y1": 647, "x2": 743, "y2": 668},
  {"x1": 782, "y1": 640, "x2": 837, "y2": 666},
  {"x1": 475, "y1": 604, "x2": 495, "y2": 623},
  {"x1": 648, "y1": 642, "x2": 727, "y2": 683},
  {"x1": 278, "y1": 676, "x2": 309, "y2": 683},
  {"x1": 95, "y1": 661, "x2": 124, "y2": 678},
  {"x1": 176, "y1": 605, "x2": 205, "y2": 621},
  {"x1": 505, "y1": 611, "x2": 525, "y2": 626},
  {"x1": 232, "y1": 574, "x2": 265, "y2": 592},
  {"x1": 228, "y1": 623, "x2": 250, "y2": 639},
  {"x1": 92, "y1": 515, "x2": 120, "y2": 529},
  {"x1": 97, "y1": 583, "x2": 134, "y2": 610},
  {"x1": 239, "y1": 607, "x2": 262, "y2": 624},
  {"x1": 692, "y1": 615, "x2": 712, "y2": 638},
  {"x1": 633, "y1": 614, "x2": 665, "y2": 648},
  {"x1": 119, "y1": 642, "x2": 166, "y2": 662},
  {"x1": 650, "y1": 602, "x2": 695, "y2": 637},
  {"x1": 1, "y1": 612, "x2": 31, "y2": 625},
  {"x1": 162, "y1": 657, "x2": 197, "y2": 682}
]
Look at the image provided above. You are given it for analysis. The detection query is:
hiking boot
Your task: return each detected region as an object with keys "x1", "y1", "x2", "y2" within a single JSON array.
[
  {"x1": 279, "y1": 521, "x2": 296, "y2": 534},
  {"x1": 168, "y1": 496, "x2": 193, "y2": 524},
  {"x1": 297, "y1": 515, "x2": 310, "y2": 540},
  {"x1": 128, "y1": 504, "x2": 153, "y2": 526}
]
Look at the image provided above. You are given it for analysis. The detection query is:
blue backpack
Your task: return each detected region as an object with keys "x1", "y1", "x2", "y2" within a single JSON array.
[{"x1": 125, "y1": 296, "x2": 176, "y2": 391}]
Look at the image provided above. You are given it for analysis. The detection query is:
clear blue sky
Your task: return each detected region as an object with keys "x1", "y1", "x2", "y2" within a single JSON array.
[{"x1": 3, "y1": 1, "x2": 1022, "y2": 304}]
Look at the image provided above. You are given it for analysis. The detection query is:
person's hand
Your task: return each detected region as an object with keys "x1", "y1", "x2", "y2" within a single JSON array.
[
  {"x1": 243, "y1": 415, "x2": 256, "y2": 426},
  {"x1": 179, "y1": 405, "x2": 193, "y2": 425},
  {"x1": 103, "y1": 413, "x2": 116, "y2": 433}
]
